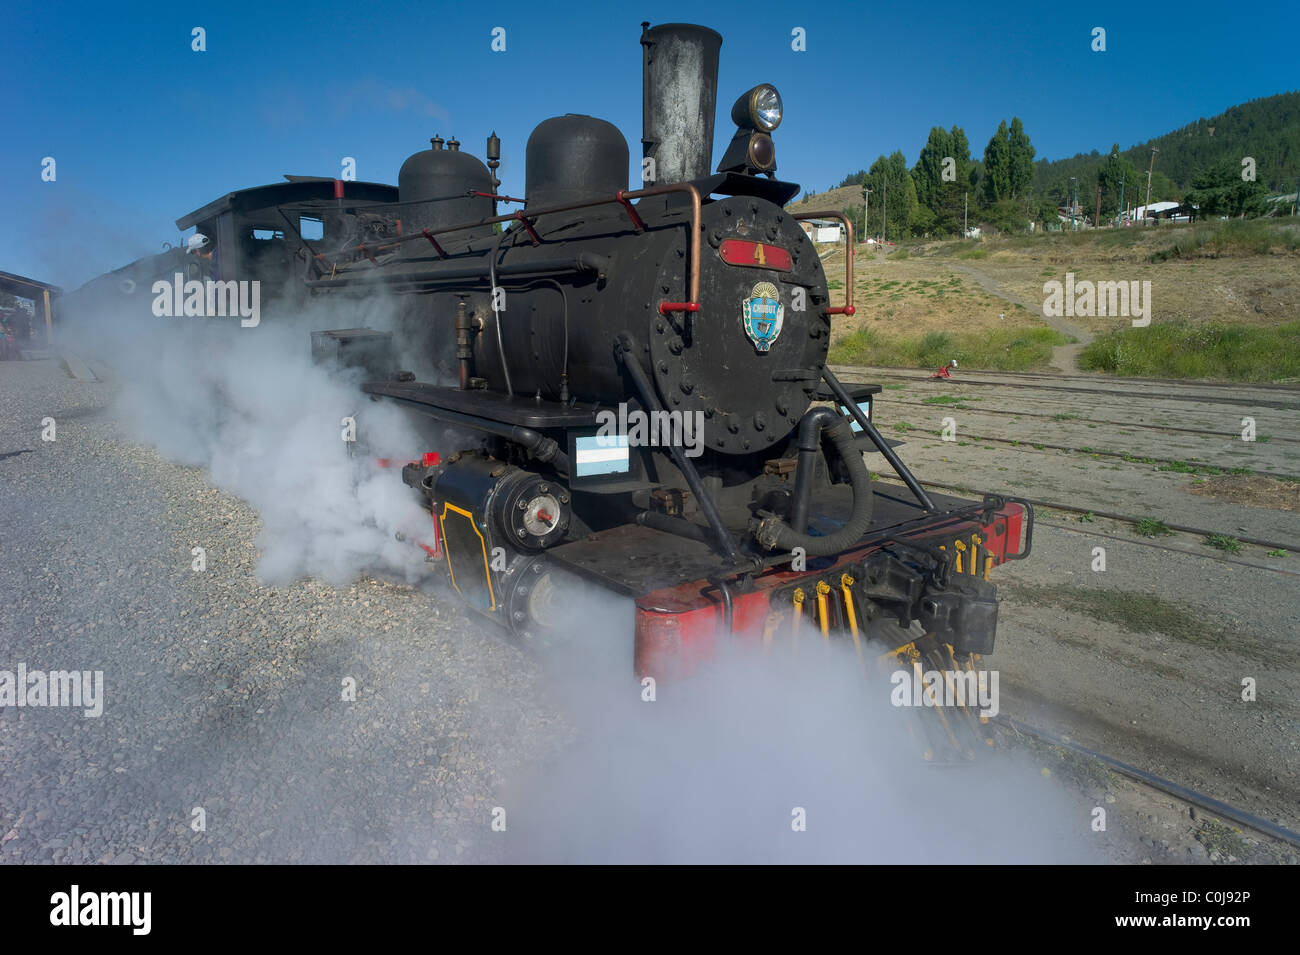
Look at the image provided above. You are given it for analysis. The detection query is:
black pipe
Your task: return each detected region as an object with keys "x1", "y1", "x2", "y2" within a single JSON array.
[
  {"x1": 790, "y1": 406, "x2": 841, "y2": 534},
  {"x1": 305, "y1": 254, "x2": 608, "y2": 289},
  {"x1": 751, "y1": 407, "x2": 873, "y2": 557},
  {"x1": 706, "y1": 574, "x2": 735, "y2": 634},
  {"x1": 822, "y1": 367, "x2": 936, "y2": 512},
  {"x1": 454, "y1": 298, "x2": 471, "y2": 390},
  {"x1": 636, "y1": 510, "x2": 711, "y2": 544},
  {"x1": 616, "y1": 335, "x2": 741, "y2": 563},
  {"x1": 373, "y1": 393, "x2": 570, "y2": 473}
]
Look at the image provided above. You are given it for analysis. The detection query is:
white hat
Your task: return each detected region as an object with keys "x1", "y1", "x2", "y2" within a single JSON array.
[{"x1": 186, "y1": 233, "x2": 211, "y2": 253}]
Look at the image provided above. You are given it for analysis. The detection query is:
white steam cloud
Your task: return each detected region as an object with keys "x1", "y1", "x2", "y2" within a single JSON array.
[
  {"x1": 500, "y1": 580, "x2": 1099, "y2": 864},
  {"x1": 66, "y1": 285, "x2": 435, "y2": 586}
]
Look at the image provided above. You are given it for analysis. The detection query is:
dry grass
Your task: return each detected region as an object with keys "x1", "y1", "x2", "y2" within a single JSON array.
[
  {"x1": 826, "y1": 255, "x2": 1045, "y2": 342},
  {"x1": 833, "y1": 220, "x2": 1300, "y2": 338},
  {"x1": 1188, "y1": 474, "x2": 1300, "y2": 512},
  {"x1": 818, "y1": 219, "x2": 1300, "y2": 378}
]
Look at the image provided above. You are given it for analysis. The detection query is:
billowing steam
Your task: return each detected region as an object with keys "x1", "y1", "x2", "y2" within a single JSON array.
[
  {"x1": 65, "y1": 285, "x2": 435, "y2": 586},
  {"x1": 500, "y1": 582, "x2": 1098, "y2": 864}
]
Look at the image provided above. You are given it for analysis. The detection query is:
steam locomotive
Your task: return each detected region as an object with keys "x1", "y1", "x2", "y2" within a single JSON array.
[{"x1": 75, "y1": 22, "x2": 1033, "y2": 759}]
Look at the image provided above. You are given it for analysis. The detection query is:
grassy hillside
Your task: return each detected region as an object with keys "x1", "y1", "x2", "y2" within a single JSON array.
[
  {"x1": 825, "y1": 217, "x2": 1300, "y2": 380},
  {"x1": 1033, "y1": 91, "x2": 1300, "y2": 195}
]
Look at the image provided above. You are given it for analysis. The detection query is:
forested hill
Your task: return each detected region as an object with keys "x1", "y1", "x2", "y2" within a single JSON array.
[{"x1": 1033, "y1": 91, "x2": 1300, "y2": 195}]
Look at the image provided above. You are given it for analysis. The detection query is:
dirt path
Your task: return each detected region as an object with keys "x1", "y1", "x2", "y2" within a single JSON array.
[{"x1": 947, "y1": 263, "x2": 1093, "y2": 374}]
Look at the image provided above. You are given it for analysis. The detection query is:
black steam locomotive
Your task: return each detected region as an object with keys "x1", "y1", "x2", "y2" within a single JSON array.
[{"x1": 77, "y1": 22, "x2": 1033, "y2": 758}]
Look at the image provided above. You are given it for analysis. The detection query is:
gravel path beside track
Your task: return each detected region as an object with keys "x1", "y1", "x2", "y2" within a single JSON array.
[{"x1": 0, "y1": 359, "x2": 563, "y2": 864}]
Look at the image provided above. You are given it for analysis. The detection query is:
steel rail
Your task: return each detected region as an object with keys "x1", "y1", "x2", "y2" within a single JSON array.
[{"x1": 1000, "y1": 716, "x2": 1300, "y2": 850}]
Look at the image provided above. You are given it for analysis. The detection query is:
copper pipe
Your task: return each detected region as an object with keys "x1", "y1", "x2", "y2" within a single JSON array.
[
  {"x1": 623, "y1": 182, "x2": 701, "y2": 305},
  {"x1": 614, "y1": 189, "x2": 646, "y2": 231},
  {"x1": 471, "y1": 190, "x2": 525, "y2": 204},
  {"x1": 792, "y1": 210, "x2": 855, "y2": 316},
  {"x1": 514, "y1": 212, "x2": 541, "y2": 245},
  {"x1": 421, "y1": 229, "x2": 447, "y2": 259}
]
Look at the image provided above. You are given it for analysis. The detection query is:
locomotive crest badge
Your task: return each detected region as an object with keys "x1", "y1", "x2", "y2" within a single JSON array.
[{"x1": 741, "y1": 281, "x2": 784, "y2": 352}]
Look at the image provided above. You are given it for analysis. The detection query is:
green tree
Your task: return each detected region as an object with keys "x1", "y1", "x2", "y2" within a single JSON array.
[
  {"x1": 865, "y1": 151, "x2": 918, "y2": 239},
  {"x1": 981, "y1": 199, "x2": 1030, "y2": 233},
  {"x1": 1008, "y1": 117, "x2": 1035, "y2": 199},
  {"x1": 911, "y1": 204, "x2": 937, "y2": 236},
  {"x1": 1032, "y1": 194, "x2": 1061, "y2": 229},
  {"x1": 982, "y1": 120, "x2": 1012, "y2": 204},
  {"x1": 1185, "y1": 159, "x2": 1269, "y2": 218},
  {"x1": 1147, "y1": 170, "x2": 1179, "y2": 204},
  {"x1": 913, "y1": 127, "x2": 951, "y2": 212},
  {"x1": 912, "y1": 126, "x2": 974, "y2": 236},
  {"x1": 1098, "y1": 144, "x2": 1138, "y2": 220}
]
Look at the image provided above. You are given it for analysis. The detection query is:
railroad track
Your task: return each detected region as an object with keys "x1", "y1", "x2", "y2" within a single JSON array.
[
  {"x1": 873, "y1": 474, "x2": 1298, "y2": 563},
  {"x1": 837, "y1": 363, "x2": 1300, "y2": 393},
  {"x1": 998, "y1": 717, "x2": 1300, "y2": 852},
  {"x1": 892, "y1": 429, "x2": 1300, "y2": 483},
  {"x1": 835, "y1": 366, "x2": 1300, "y2": 410},
  {"x1": 882, "y1": 397, "x2": 1300, "y2": 445}
]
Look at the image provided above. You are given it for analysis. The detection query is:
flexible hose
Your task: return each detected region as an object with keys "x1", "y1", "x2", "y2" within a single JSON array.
[
  {"x1": 754, "y1": 413, "x2": 873, "y2": 557},
  {"x1": 489, "y1": 230, "x2": 513, "y2": 396}
]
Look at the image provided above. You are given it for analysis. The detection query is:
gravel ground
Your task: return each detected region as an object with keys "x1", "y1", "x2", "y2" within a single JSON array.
[{"x1": 0, "y1": 358, "x2": 565, "y2": 864}]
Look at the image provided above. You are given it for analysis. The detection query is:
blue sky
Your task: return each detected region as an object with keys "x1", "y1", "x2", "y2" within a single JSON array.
[{"x1": 3, "y1": 0, "x2": 1297, "y2": 288}]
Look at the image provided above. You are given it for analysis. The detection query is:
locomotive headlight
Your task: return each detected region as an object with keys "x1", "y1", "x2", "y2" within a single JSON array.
[
  {"x1": 732, "y1": 85, "x2": 782, "y2": 132},
  {"x1": 718, "y1": 84, "x2": 782, "y2": 176},
  {"x1": 747, "y1": 133, "x2": 776, "y2": 171}
]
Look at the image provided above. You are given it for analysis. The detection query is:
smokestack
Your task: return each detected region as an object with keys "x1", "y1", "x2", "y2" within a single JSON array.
[{"x1": 640, "y1": 22, "x2": 722, "y2": 186}]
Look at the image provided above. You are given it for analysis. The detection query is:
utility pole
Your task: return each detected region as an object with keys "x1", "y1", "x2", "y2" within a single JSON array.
[
  {"x1": 964, "y1": 191, "x2": 968, "y2": 237},
  {"x1": 1119, "y1": 176, "x2": 1126, "y2": 224},
  {"x1": 882, "y1": 173, "x2": 888, "y2": 247},
  {"x1": 1070, "y1": 177, "x2": 1078, "y2": 231},
  {"x1": 1144, "y1": 146, "x2": 1159, "y2": 223},
  {"x1": 863, "y1": 185, "x2": 872, "y2": 245}
]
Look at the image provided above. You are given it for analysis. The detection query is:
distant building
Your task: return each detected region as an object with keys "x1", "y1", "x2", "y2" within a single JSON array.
[
  {"x1": 1133, "y1": 201, "x2": 1187, "y2": 222},
  {"x1": 1264, "y1": 193, "x2": 1299, "y2": 216},
  {"x1": 1057, "y1": 208, "x2": 1093, "y2": 229},
  {"x1": 799, "y1": 219, "x2": 845, "y2": 243}
]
